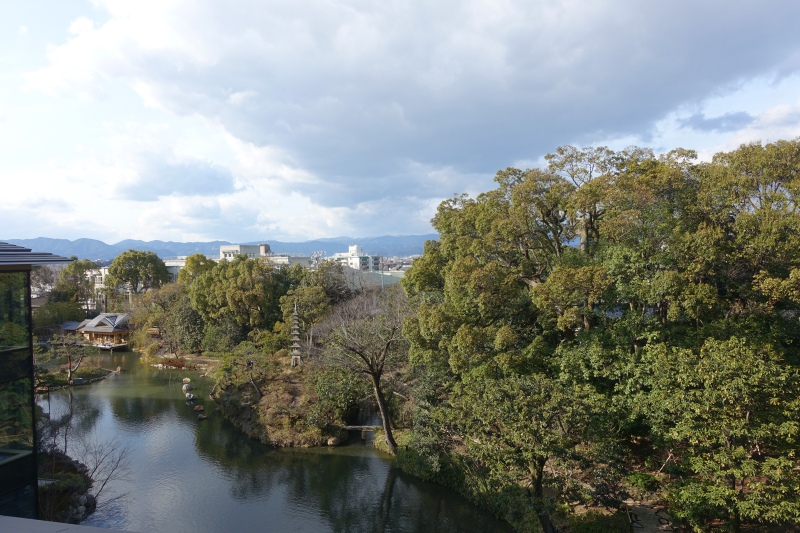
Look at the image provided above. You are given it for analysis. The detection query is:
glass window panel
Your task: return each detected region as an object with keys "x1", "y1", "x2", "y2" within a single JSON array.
[
  {"x1": 0, "y1": 271, "x2": 30, "y2": 351},
  {"x1": 0, "y1": 271, "x2": 32, "y2": 383},
  {"x1": 0, "y1": 482, "x2": 36, "y2": 519},
  {"x1": 0, "y1": 348, "x2": 32, "y2": 383},
  {"x1": 0, "y1": 378, "x2": 33, "y2": 451}
]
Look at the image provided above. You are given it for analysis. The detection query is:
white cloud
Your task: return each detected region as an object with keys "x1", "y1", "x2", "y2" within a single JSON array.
[
  {"x1": 69, "y1": 16, "x2": 95, "y2": 35},
  {"x1": 9, "y1": 0, "x2": 800, "y2": 243},
  {"x1": 227, "y1": 90, "x2": 256, "y2": 106}
]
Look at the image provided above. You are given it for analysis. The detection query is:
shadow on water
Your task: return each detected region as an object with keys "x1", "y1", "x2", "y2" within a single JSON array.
[{"x1": 40, "y1": 352, "x2": 512, "y2": 533}]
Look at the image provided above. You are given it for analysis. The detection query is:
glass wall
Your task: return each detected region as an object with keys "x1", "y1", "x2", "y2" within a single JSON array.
[{"x1": 0, "y1": 269, "x2": 37, "y2": 518}]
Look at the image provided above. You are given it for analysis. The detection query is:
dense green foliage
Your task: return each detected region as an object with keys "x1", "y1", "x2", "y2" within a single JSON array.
[
  {"x1": 124, "y1": 139, "x2": 800, "y2": 532},
  {"x1": 34, "y1": 259, "x2": 98, "y2": 330},
  {"x1": 401, "y1": 140, "x2": 800, "y2": 531},
  {"x1": 106, "y1": 249, "x2": 169, "y2": 296},
  {"x1": 48, "y1": 258, "x2": 99, "y2": 312}
]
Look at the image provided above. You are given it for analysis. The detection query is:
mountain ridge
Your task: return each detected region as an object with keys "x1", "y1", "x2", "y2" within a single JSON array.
[{"x1": 2, "y1": 235, "x2": 438, "y2": 261}]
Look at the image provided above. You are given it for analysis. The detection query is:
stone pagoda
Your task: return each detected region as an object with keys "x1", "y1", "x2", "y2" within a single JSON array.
[{"x1": 290, "y1": 302, "x2": 302, "y2": 368}]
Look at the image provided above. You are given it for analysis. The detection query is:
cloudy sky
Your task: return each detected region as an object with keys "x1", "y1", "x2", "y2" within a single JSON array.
[{"x1": 3, "y1": 0, "x2": 800, "y2": 244}]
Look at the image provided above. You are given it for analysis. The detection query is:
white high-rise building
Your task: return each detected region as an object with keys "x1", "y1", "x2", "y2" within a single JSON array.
[{"x1": 329, "y1": 245, "x2": 381, "y2": 272}]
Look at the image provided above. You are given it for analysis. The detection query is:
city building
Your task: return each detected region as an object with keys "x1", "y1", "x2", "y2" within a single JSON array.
[
  {"x1": 0, "y1": 242, "x2": 71, "y2": 519},
  {"x1": 219, "y1": 244, "x2": 269, "y2": 260},
  {"x1": 266, "y1": 254, "x2": 314, "y2": 268},
  {"x1": 219, "y1": 244, "x2": 312, "y2": 268},
  {"x1": 163, "y1": 257, "x2": 188, "y2": 282},
  {"x1": 328, "y1": 245, "x2": 381, "y2": 272}
]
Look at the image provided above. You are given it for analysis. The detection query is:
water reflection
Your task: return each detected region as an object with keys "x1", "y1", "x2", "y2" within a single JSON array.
[{"x1": 40, "y1": 353, "x2": 511, "y2": 533}]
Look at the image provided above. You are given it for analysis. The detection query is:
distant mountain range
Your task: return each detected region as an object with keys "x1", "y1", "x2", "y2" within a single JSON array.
[{"x1": 3, "y1": 235, "x2": 439, "y2": 261}]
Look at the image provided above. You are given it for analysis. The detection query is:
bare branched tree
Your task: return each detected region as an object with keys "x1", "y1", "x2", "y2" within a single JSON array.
[
  {"x1": 313, "y1": 287, "x2": 410, "y2": 455},
  {"x1": 38, "y1": 399, "x2": 130, "y2": 521},
  {"x1": 75, "y1": 433, "x2": 131, "y2": 508}
]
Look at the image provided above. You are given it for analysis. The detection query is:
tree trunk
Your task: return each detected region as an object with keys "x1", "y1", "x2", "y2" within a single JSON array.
[
  {"x1": 67, "y1": 353, "x2": 83, "y2": 383},
  {"x1": 532, "y1": 460, "x2": 559, "y2": 533},
  {"x1": 370, "y1": 373, "x2": 398, "y2": 455},
  {"x1": 578, "y1": 222, "x2": 588, "y2": 253},
  {"x1": 249, "y1": 372, "x2": 262, "y2": 398},
  {"x1": 538, "y1": 512, "x2": 559, "y2": 533}
]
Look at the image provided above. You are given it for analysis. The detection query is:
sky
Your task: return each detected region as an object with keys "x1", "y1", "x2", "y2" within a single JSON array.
[{"x1": 3, "y1": 0, "x2": 800, "y2": 244}]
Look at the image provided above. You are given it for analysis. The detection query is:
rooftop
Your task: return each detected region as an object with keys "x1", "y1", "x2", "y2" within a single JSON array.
[{"x1": 0, "y1": 242, "x2": 72, "y2": 267}]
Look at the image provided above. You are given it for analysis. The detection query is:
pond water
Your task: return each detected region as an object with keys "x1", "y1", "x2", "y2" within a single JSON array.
[{"x1": 38, "y1": 353, "x2": 511, "y2": 533}]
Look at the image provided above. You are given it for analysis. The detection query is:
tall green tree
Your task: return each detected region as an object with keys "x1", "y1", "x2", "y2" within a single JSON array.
[
  {"x1": 402, "y1": 140, "x2": 800, "y2": 531},
  {"x1": 454, "y1": 374, "x2": 608, "y2": 533},
  {"x1": 49, "y1": 258, "x2": 99, "y2": 313},
  {"x1": 133, "y1": 283, "x2": 204, "y2": 356},
  {"x1": 177, "y1": 253, "x2": 216, "y2": 285},
  {"x1": 105, "y1": 250, "x2": 169, "y2": 295},
  {"x1": 189, "y1": 257, "x2": 291, "y2": 349},
  {"x1": 546, "y1": 145, "x2": 618, "y2": 254},
  {"x1": 278, "y1": 286, "x2": 330, "y2": 343},
  {"x1": 306, "y1": 260, "x2": 354, "y2": 304}
]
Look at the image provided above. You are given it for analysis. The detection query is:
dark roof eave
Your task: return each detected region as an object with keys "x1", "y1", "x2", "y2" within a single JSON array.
[{"x1": 0, "y1": 242, "x2": 72, "y2": 266}]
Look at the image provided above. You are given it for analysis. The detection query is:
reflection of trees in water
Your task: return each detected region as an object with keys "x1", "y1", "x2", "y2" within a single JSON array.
[
  {"x1": 193, "y1": 425, "x2": 511, "y2": 533},
  {"x1": 38, "y1": 389, "x2": 131, "y2": 520},
  {"x1": 69, "y1": 392, "x2": 102, "y2": 436},
  {"x1": 40, "y1": 389, "x2": 102, "y2": 454},
  {"x1": 41, "y1": 353, "x2": 511, "y2": 532},
  {"x1": 193, "y1": 414, "x2": 262, "y2": 465},
  {"x1": 108, "y1": 395, "x2": 175, "y2": 430},
  {"x1": 305, "y1": 454, "x2": 393, "y2": 532}
]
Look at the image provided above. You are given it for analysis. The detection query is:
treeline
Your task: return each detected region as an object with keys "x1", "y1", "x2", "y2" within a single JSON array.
[
  {"x1": 400, "y1": 140, "x2": 800, "y2": 532},
  {"x1": 131, "y1": 255, "x2": 355, "y2": 357},
  {"x1": 39, "y1": 139, "x2": 800, "y2": 532}
]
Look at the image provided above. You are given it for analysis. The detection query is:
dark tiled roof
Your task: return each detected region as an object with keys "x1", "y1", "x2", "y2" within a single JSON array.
[
  {"x1": 0, "y1": 242, "x2": 72, "y2": 266},
  {"x1": 82, "y1": 313, "x2": 130, "y2": 333}
]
